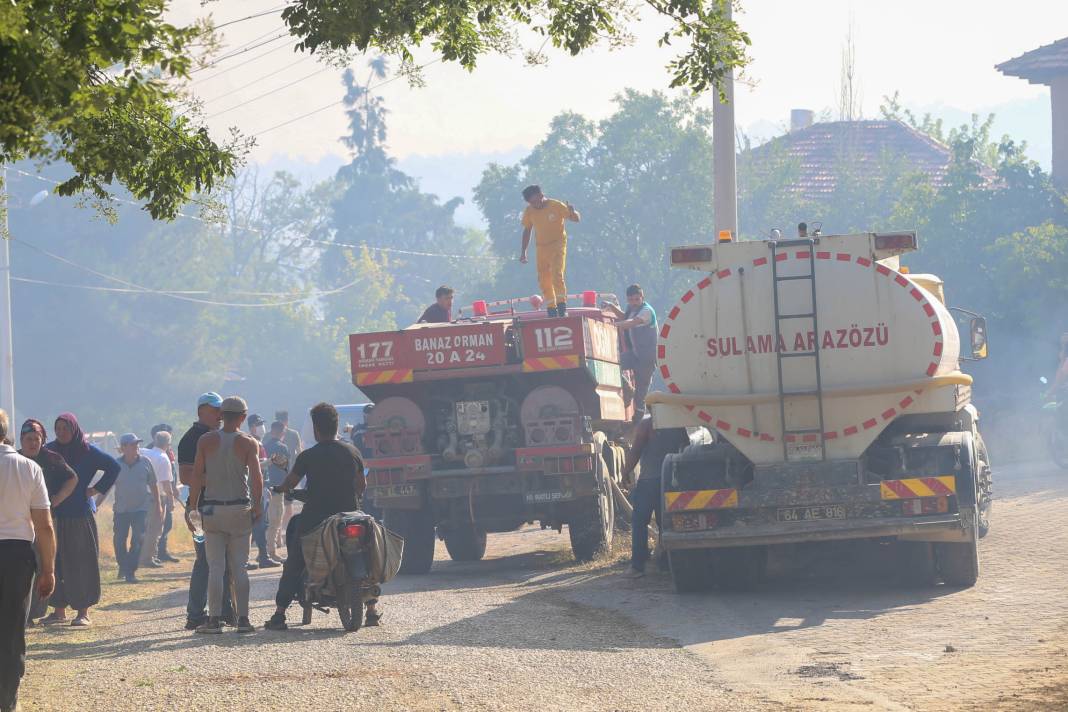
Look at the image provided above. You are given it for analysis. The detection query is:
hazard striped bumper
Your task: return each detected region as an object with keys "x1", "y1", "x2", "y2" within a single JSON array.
[
  {"x1": 522, "y1": 354, "x2": 581, "y2": 372},
  {"x1": 879, "y1": 476, "x2": 956, "y2": 499},
  {"x1": 355, "y1": 368, "x2": 413, "y2": 386}
]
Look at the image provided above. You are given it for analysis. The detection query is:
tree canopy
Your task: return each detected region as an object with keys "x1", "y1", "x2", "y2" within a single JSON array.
[
  {"x1": 0, "y1": 1, "x2": 240, "y2": 218},
  {"x1": 281, "y1": 0, "x2": 750, "y2": 94}
]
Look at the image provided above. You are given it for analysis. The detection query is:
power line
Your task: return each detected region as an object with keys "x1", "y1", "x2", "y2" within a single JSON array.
[
  {"x1": 206, "y1": 66, "x2": 330, "y2": 119},
  {"x1": 191, "y1": 32, "x2": 292, "y2": 74},
  {"x1": 250, "y1": 59, "x2": 441, "y2": 138},
  {"x1": 10, "y1": 239, "x2": 367, "y2": 308},
  {"x1": 212, "y1": 5, "x2": 290, "y2": 31},
  {"x1": 9, "y1": 167, "x2": 501, "y2": 263},
  {"x1": 191, "y1": 41, "x2": 295, "y2": 85},
  {"x1": 196, "y1": 56, "x2": 309, "y2": 104}
]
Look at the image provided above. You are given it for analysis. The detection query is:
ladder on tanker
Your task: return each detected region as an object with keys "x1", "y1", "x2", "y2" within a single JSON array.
[{"x1": 770, "y1": 239, "x2": 827, "y2": 461}]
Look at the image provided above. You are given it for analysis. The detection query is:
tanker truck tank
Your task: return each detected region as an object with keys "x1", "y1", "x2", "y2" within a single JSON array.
[{"x1": 647, "y1": 231, "x2": 993, "y2": 593}]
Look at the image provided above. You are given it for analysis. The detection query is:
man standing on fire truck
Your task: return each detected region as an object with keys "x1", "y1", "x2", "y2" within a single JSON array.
[
  {"x1": 519, "y1": 185, "x2": 580, "y2": 318},
  {"x1": 604, "y1": 284, "x2": 658, "y2": 420}
]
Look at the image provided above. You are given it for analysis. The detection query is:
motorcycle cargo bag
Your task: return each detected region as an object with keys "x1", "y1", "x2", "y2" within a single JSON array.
[{"x1": 367, "y1": 519, "x2": 404, "y2": 584}]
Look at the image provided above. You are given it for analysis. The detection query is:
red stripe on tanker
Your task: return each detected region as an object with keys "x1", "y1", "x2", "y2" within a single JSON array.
[{"x1": 654, "y1": 238, "x2": 961, "y2": 465}]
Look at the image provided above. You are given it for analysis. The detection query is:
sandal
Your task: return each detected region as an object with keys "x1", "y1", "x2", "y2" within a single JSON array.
[
  {"x1": 40, "y1": 612, "x2": 67, "y2": 625},
  {"x1": 70, "y1": 615, "x2": 91, "y2": 627}
]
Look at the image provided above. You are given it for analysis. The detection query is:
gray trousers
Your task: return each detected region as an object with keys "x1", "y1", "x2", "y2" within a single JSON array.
[
  {"x1": 621, "y1": 350, "x2": 656, "y2": 415},
  {"x1": 139, "y1": 505, "x2": 163, "y2": 566},
  {"x1": 202, "y1": 505, "x2": 253, "y2": 618}
]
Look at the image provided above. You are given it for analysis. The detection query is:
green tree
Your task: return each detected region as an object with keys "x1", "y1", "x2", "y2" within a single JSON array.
[
  {"x1": 475, "y1": 90, "x2": 715, "y2": 310},
  {"x1": 325, "y1": 63, "x2": 497, "y2": 324},
  {"x1": 281, "y1": 0, "x2": 750, "y2": 95},
  {"x1": 0, "y1": 1, "x2": 241, "y2": 219}
]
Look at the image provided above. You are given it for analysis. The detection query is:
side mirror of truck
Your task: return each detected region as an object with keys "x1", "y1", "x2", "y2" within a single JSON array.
[
  {"x1": 969, "y1": 316, "x2": 988, "y2": 359},
  {"x1": 949, "y1": 307, "x2": 988, "y2": 361}
]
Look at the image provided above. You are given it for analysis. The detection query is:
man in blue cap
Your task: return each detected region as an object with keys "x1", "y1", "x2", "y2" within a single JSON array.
[{"x1": 177, "y1": 393, "x2": 233, "y2": 629}]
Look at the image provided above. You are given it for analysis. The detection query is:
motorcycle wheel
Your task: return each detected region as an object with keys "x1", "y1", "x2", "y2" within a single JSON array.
[{"x1": 336, "y1": 583, "x2": 363, "y2": 633}]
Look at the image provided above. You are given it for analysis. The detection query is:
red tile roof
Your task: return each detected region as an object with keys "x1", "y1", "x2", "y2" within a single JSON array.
[
  {"x1": 996, "y1": 36, "x2": 1068, "y2": 85},
  {"x1": 745, "y1": 120, "x2": 983, "y2": 199}
]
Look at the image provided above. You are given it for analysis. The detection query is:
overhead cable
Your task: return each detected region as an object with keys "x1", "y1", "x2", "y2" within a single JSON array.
[
  {"x1": 196, "y1": 57, "x2": 309, "y2": 104},
  {"x1": 9, "y1": 166, "x2": 501, "y2": 263},
  {"x1": 10, "y1": 238, "x2": 366, "y2": 308},
  {"x1": 207, "y1": 66, "x2": 331, "y2": 119},
  {"x1": 251, "y1": 58, "x2": 441, "y2": 137},
  {"x1": 211, "y1": 5, "x2": 290, "y2": 31}
]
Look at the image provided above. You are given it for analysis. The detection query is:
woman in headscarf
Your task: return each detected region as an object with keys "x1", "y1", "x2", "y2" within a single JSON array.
[
  {"x1": 18, "y1": 419, "x2": 77, "y2": 621},
  {"x1": 40, "y1": 413, "x2": 121, "y2": 627}
]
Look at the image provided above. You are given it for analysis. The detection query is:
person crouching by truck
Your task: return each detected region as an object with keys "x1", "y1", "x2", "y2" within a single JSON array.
[
  {"x1": 519, "y1": 184, "x2": 580, "y2": 318},
  {"x1": 603, "y1": 284, "x2": 658, "y2": 421},
  {"x1": 264, "y1": 402, "x2": 378, "y2": 630},
  {"x1": 621, "y1": 416, "x2": 690, "y2": 578}
]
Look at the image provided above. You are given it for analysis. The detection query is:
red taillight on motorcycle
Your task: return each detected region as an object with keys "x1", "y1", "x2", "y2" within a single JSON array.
[{"x1": 342, "y1": 523, "x2": 365, "y2": 538}]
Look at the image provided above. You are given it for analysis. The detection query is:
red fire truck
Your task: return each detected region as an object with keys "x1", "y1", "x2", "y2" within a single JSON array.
[{"x1": 349, "y1": 292, "x2": 633, "y2": 573}]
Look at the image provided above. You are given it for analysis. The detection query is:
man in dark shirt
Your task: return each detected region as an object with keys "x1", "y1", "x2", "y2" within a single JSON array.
[
  {"x1": 418, "y1": 285, "x2": 453, "y2": 323},
  {"x1": 264, "y1": 402, "x2": 366, "y2": 631},
  {"x1": 621, "y1": 417, "x2": 690, "y2": 578},
  {"x1": 177, "y1": 392, "x2": 233, "y2": 629}
]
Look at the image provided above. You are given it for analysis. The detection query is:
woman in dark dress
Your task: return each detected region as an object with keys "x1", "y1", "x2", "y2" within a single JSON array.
[
  {"x1": 40, "y1": 413, "x2": 120, "y2": 627},
  {"x1": 18, "y1": 419, "x2": 77, "y2": 621}
]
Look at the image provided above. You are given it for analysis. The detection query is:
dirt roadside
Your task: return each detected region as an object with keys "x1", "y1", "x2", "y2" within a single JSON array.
[
  {"x1": 559, "y1": 459, "x2": 1068, "y2": 711},
  {"x1": 19, "y1": 460, "x2": 1068, "y2": 711}
]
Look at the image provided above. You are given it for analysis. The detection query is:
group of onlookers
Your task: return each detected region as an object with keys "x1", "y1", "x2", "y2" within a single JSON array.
[{"x1": 0, "y1": 397, "x2": 312, "y2": 711}]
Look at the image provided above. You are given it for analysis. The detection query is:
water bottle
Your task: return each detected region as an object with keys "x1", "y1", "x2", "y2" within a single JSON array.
[{"x1": 188, "y1": 509, "x2": 205, "y2": 544}]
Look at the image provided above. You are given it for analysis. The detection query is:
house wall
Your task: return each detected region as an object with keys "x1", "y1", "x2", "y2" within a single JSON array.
[{"x1": 1053, "y1": 75, "x2": 1068, "y2": 191}]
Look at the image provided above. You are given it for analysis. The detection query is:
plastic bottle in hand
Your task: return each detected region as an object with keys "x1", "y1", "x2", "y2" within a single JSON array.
[{"x1": 188, "y1": 509, "x2": 205, "y2": 544}]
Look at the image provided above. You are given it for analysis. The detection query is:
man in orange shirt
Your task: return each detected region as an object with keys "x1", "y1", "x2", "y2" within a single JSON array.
[{"x1": 519, "y1": 185, "x2": 580, "y2": 317}]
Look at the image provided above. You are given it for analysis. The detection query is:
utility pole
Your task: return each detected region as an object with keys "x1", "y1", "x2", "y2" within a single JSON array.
[
  {"x1": 0, "y1": 166, "x2": 14, "y2": 422},
  {"x1": 712, "y1": 2, "x2": 739, "y2": 240}
]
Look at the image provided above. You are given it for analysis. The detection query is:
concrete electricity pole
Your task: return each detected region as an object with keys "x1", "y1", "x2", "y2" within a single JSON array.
[
  {"x1": 712, "y1": 2, "x2": 739, "y2": 240},
  {"x1": 0, "y1": 166, "x2": 14, "y2": 423}
]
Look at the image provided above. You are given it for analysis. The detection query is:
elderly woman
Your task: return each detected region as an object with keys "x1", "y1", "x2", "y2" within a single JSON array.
[
  {"x1": 39, "y1": 413, "x2": 120, "y2": 627},
  {"x1": 19, "y1": 419, "x2": 77, "y2": 622}
]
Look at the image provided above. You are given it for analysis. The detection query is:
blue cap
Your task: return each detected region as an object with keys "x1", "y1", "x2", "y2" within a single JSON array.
[
  {"x1": 119, "y1": 433, "x2": 142, "y2": 447},
  {"x1": 197, "y1": 392, "x2": 223, "y2": 408}
]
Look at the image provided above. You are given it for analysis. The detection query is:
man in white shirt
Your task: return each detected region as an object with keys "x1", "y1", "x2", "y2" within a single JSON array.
[
  {"x1": 139, "y1": 435, "x2": 176, "y2": 568},
  {"x1": 0, "y1": 409, "x2": 56, "y2": 712}
]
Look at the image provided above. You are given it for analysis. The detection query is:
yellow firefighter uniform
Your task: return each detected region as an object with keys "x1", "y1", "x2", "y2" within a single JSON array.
[{"x1": 521, "y1": 199, "x2": 571, "y2": 308}]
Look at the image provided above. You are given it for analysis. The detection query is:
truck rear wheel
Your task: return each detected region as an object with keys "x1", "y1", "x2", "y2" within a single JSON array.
[
  {"x1": 443, "y1": 524, "x2": 487, "y2": 562},
  {"x1": 385, "y1": 508, "x2": 436, "y2": 575},
  {"x1": 669, "y1": 549, "x2": 713, "y2": 593},
  {"x1": 713, "y1": 546, "x2": 767, "y2": 591},
  {"x1": 569, "y1": 455, "x2": 614, "y2": 562},
  {"x1": 936, "y1": 507, "x2": 980, "y2": 587}
]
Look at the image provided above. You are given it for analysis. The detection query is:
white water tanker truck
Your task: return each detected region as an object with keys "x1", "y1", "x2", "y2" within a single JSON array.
[{"x1": 646, "y1": 231, "x2": 992, "y2": 592}]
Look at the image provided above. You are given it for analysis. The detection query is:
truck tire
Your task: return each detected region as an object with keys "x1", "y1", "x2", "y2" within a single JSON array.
[
  {"x1": 385, "y1": 508, "x2": 436, "y2": 575},
  {"x1": 569, "y1": 455, "x2": 614, "y2": 562},
  {"x1": 713, "y1": 546, "x2": 767, "y2": 591},
  {"x1": 669, "y1": 549, "x2": 713, "y2": 593},
  {"x1": 443, "y1": 524, "x2": 487, "y2": 562},
  {"x1": 936, "y1": 507, "x2": 980, "y2": 588},
  {"x1": 975, "y1": 434, "x2": 993, "y2": 538}
]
